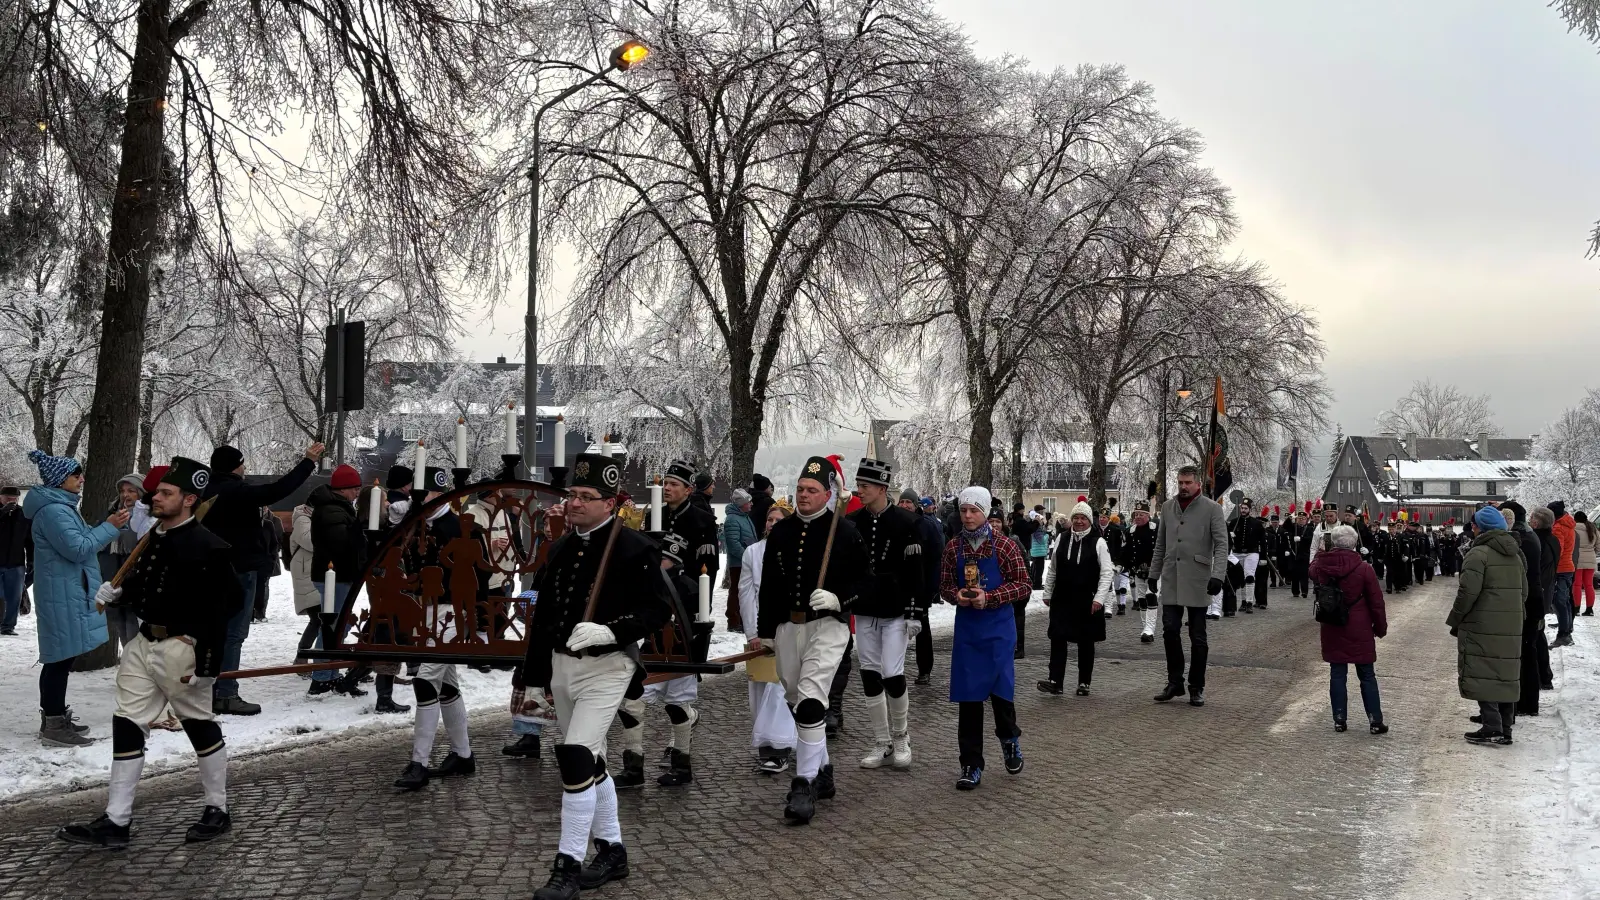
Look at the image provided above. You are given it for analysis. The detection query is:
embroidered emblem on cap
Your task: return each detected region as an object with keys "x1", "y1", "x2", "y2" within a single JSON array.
[
  {"x1": 192, "y1": 470, "x2": 209, "y2": 490},
  {"x1": 806, "y1": 462, "x2": 821, "y2": 474},
  {"x1": 575, "y1": 461, "x2": 590, "y2": 479}
]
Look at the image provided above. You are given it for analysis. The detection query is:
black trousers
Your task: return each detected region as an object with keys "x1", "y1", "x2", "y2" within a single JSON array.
[
  {"x1": 253, "y1": 568, "x2": 273, "y2": 619},
  {"x1": 1028, "y1": 556, "x2": 1046, "y2": 587},
  {"x1": 1162, "y1": 605, "x2": 1209, "y2": 691},
  {"x1": 1013, "y1": 600, "x2": 1028, "y2": 657},
  {"x1": 1413, "y1": 558, "x2": 1429, "y2": 584},
  {"x1": 1048, "y1": 639, "x2": 1094, "y2": 686},
  {"x1": 1254, "y1": 572, "x2": 1269, "y2": 607},
  {"x1": 915, "y1": 606, "x2": 933, "y2": 678},
  {"x1": 957, "y1": 696, "x2": 1019, "y2": 769},
  {"x1": 39, "y1": 656, "x2": 74, "y2": 716}
]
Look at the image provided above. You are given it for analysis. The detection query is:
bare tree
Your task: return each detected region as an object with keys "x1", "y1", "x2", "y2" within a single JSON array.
[
  {"x1": 496, "y1": 0, "x2": 962, "y2": 485},
  {"x1": 10, "y1": 0, "x2": 494, "y2": 518},
  {"x1": 1374, "y1": 379, "x2": 1497, "y2": 438},
  {"x1": 1518, "y1": 389, "x2": 1600, "y2": 510}
]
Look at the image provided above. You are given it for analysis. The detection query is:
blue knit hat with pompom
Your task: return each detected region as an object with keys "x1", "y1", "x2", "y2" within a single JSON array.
[{"x1": 27, "y1": 449, "x2": 81, "y2": 488}]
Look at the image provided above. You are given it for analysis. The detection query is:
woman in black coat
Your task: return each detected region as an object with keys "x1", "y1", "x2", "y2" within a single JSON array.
[{"x1": 1038, "y1": 502, "x2": 1114, "y2": 696}]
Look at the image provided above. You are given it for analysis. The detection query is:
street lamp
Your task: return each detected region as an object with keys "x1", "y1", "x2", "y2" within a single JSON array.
[{"x1": 523, "y1": 40, "x2": 651, "y2": 477}]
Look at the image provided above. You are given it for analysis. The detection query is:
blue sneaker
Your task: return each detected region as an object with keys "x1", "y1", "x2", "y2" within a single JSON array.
[
  {"x1": 1001, "y1": 737, "x2": 1023, "y2": 774},
  {"x1": 956, "y1": 765, "x2": 982, "y2": 790}
]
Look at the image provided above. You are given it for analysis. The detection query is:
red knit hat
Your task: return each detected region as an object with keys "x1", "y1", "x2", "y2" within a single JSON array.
[
  {"x1": 141, "y1": 465, "x2": 170, "y2": 494},
  {"x1": 329, "y1": 464, "x2": 362, "y2": 489}
]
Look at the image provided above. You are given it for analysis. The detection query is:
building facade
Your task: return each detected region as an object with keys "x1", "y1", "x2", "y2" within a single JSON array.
[{"x1": 1321, "y1": 431, "x2": 1533, "y2": 525}]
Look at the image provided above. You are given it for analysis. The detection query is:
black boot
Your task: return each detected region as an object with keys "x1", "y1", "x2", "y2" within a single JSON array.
[
  {"x1": 578, "y1": 839, "x2": 629, "y2": 889},
  {"x1": 428, "y1": 751, "x2": 475, "y2": 778},
  {"x1": 184, "y1": 806, "x2": 232, "y2": 843},
  {"x1": 502, "y1": 734, "x2": 541, "y2": 758},
  {"x1": 614, "y1": 750, "x2": 645, "y2": 789},
  {"x1": 823, "y1": 707, "x2": 842, "y2": 737},
  {"x1": 1188, "y1": 689, "x2": 1206, "y2": 707},
  {"x1": 532, "y1": 853, "x2": 583, "y2": 900},
  {"x1": 374, "y1": 695, "x2": 410, "y2": 714},
  {"x1": 1464, "y1": 727, "x2": 1508, "y2": 745},
  {"x1": 333, "y1": 672, "x2": 368, "y2": 698},
  {"x1": 657, "y1": 749, "x2": 693, "y2": 786},
  {"x1": 1036, "y1": 680, "x2": 1063, "y2": 694},
  {"x1": 394, "y1": 761, "x2": 430, "y2": 790},
  {"x1": 306, "y1": 680, "x2": 335, "y2": 696},
  {"x1": 1154, "y1": 684, "x2": 1187, "y2": 702},
  {"x1": 783, "y1": 777, "x2": 816, "y2": 825},
  {"x1": 814, "y1": 763, "x2": 836, "y2": 800},
  {"x1": 56, "y1": 814, "x2": 129, "y2": 849}
]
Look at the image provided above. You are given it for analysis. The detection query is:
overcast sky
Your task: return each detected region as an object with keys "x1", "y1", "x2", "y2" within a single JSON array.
[{"x1": 463, "y1": 0, "x2": 1600, "y2": 447}]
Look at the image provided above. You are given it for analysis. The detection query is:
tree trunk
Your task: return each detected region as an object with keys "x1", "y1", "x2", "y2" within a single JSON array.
[
  {"x1": 81, "y1": 0, "x2": 177, "y2": 522},
  {"x1": 727, "y1": 363, "x2": 763, "y2": 489},
  {"x1": 1087, "y1": 410, "x2": 1111, "y2": 511},
  {"x1": 1009, "y1": 429, "x2": 1024, "y2": 508},
  {"x1": 1154, "y1": 370, "x2": 1170, "y2": 504},
  {"x1": 138, "y1": 379, "x2": 156, "y2": 472},
  {"x1": 968, "y1": 399, "x2": 995, "y2": 489}
]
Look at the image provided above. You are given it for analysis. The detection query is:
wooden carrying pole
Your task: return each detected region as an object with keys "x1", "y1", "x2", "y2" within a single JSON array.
[
  {"x1": 580, "y1": 511, "x2": 625, "y2": 623},
  {"x1": 641, "y1": 647, "x2": 772, "y2": 686}
]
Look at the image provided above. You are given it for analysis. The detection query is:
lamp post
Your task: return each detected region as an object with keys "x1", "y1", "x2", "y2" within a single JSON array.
[
  {"x1": 1383, "y1": 454, "x2": 1405, "y2": 521},
  {"x1": 523, "y1": 40, "x2": 650, "y2": 476}
]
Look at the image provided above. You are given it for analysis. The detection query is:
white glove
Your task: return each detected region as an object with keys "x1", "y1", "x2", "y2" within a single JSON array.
[
  {"x1": 759, "y1": 637, "x2": 774, "y2": 652},
  {"x1": 94, "y1": 583, "x2": 122, "y2": 610},
  {"x1": 1359, "y1": 546, "x2": 1369, "y2": 556},
  {"x1": 566, "y1": 622, "x2": 616, "y2": 652},
  {"x1": 809, "y1": 589, "x2": 841, "y2": 612},
  {"x1": 905, "y1": 618, "x2": 923, "y2": 641}
]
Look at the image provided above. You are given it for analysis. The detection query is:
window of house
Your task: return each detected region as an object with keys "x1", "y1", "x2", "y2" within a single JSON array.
[
  {"x1": 1486, "y1": 481, "x2": 1498, "y2": 496},
  {"x1": 1412, "y1": 481, "x2": 1424, "y2": 494},
  {"x1": 1450, "y1": 481, "x2": 1461, "y2": 495},
  {"x1": 535, "y1": 423, "x2": 544, "y2": 443},
  {"x1": 1042, "y1": 497, "x2": 1056, "y2": 513}
]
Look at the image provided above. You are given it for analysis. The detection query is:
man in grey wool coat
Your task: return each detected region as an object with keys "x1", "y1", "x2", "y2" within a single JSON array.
[{"x1": 1148, "y1": 465, "x2": 1230, "y2": 707}]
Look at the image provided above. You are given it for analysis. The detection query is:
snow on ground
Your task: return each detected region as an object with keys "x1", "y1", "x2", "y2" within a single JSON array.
[
  {"x1": 1541, "y1": 615, "x2": 1600, "y2": 882},
  {"x1": 0, "y1": 559, "x2": 1018, "y2": 802}
]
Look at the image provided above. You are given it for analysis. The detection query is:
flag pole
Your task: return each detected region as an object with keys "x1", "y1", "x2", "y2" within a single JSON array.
[{"x1": 1206, "y1": 375, "x2": 1222, "y2": 496}]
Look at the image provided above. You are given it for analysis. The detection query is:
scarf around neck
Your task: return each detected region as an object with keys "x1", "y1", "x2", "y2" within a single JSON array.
[{"x1": 963, "y1": 521, "x2": 992, "y2": 550}]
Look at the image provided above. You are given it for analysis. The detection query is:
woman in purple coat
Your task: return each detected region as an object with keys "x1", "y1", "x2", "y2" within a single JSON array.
[{"x1": 1308, "y1": 524, "x2": 1389, "y2": 734}]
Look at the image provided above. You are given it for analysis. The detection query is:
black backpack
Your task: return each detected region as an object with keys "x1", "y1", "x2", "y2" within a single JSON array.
[{"x1": 1313, "y1": 578, "x2": 1350, "y2": 626}]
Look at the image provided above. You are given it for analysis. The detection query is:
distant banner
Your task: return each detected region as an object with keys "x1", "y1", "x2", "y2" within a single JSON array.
[{"x1": 1276, "y1": 442, "x2": 1301, "y2": 491}]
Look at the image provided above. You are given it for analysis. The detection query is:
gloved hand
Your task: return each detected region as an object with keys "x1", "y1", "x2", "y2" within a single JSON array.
[
  {"x1": 566, "y1": 622, "x2": 616, "y2": 652},
  {"x1": 94, "y1": 582, "x2": 122, "y2": 610},
  {"x1": 1359, "y1": 546, "x2": 1369, "y2": 556},
  {"x1": 905, "y1": 617, "x2": 923, "y2": 641},
  {"x1": 1206, "y1": 577, "x2": 1223, "y2": 596},
  {"x1": 1147, "y1": 577, "x2": 1159, "y2": 593},
  {"x1": 759, "y1": 637, "x2": 774, "y2": 652},
  {"x1": 809, "y1": 589, "x2": 841, "y2": 612}
]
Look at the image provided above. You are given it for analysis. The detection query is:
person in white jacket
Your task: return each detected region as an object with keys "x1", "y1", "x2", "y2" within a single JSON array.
[
  {"x1": 739, "y1": 503, "x2": 798, "y2": 774},
  {"x1": 1038, "y1": 501, "x2": 1114, "y2": 696}
]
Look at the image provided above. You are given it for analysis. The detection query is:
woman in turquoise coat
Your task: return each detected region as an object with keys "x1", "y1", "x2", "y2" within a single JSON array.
[{"x1": 22, "y1": 450, "x2": 126, "y2": 747}]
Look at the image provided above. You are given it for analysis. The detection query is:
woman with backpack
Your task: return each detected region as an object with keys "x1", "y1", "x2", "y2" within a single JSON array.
[{"x1": 1308, "y1": 524, "x2": 1388, "y2": 734}]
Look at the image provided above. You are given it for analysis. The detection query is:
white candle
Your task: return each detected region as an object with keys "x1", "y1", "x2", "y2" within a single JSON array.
[
  {"x1": 455, "y1": 417, "x2": 467, "y2": 467},
  {"x1": 504, "y1": 403, "x2": 518, "y2": 454},
  {"x1": 650, "y1": 481, "x2": 663, "y2": 531},
  {"x1": 413, "y1": 441, "x2": 426, "y2": 489},
  {"x1": 554, "y1": 416, "x2": 567, "y2": 467},
  {"x1": 322, "y1": 563, "x2": 337, "y2": 615},
  {"x1": 697, "y1": 566, "x2": 711, "y2": 623},
  {"x1": 367, "y1": 482, "x2": 381, "y2": 531}
]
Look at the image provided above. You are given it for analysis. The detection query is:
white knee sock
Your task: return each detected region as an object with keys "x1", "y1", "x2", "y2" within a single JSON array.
[
  {"x1": 796, "y1": 723, "x2": 826, "y2": 780},
  {"x1": 1142, "y1": 607, "x2": 1158, "y2": 635},
  {"x1": 412, "y1": 702, "x2": 441, "y2": 764},
  {"x1": 559, "y1": 786, "x2": 598, "y2": 860},
  {"x1": 590, "y1": 775, "x2": 622, "y2": 843},
  {"x1": 440, "y1": 697, "x2": 472, "y2": 757},
  {"x1": 887, "y1": 692, "x2": 909, "y2": 738},
  {"x1": 864, "y1": 693, "x2": 890, "y2": 745},
  {"x1": 198, "y1": 747, "x2": 228, "y2": 810},
  {"x1": 106, "y1": 757, "x2": 144, "y2": 826}
]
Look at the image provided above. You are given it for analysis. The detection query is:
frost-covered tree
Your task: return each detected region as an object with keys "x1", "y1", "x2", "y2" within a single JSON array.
[
  {"x1": 1327, "y1": 423, "x2": 1345, "y2": 482},
  {"x1": 1516, "y1": 390, "x2": 1600, "y2": 512},
  {"x1": 389, "y1": 361, "x2": 525, "y2": 476},
  {"x1": 1374, "y1": 379, "x2": 1496, "y2": 438}
]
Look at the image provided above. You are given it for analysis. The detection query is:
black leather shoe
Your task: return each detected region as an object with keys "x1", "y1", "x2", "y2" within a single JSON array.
[
  {"x1": 184, "y1": 806, "x2": 232, "y2": 843},
  {"x1": 533, "y1": 853, "x2": 583, "y2": 900},
  {"x1": 374, "y1": 696, "x2": 410, "y2": 714},
  {"x1": 1154, "y1": 684, "x2": 1186, "y2": 702},
  {"x1": 783, "y1": 777, "x2": 816, "y2": 825},
  {"x1": 1188, "y1": 690, "x2": 1205, "y2": 707},
  {"x1": 394, "y1": 761, "x2": 430, "y2": 791},
  {"x1": 56, "y1": 814, "x2": 129, "y2": 849},
  {"x1": 577, "y1": 838, "x2": 629, "y2": 889},
  {"x1": 502, "y1": 734, "x2": 541, "y2": 758},
  {"x1": 428, "y1": 751, "x2": 475, "y2": 778},
  {"x1": 1036, "y1": 680, "x2": 1063, "y2": 695},
  {"x1": 657, "y1": 749, "x2": 693, "y2": 787},
  {"x1": 212, "y1": 697, "x2": 261, "y2": 716}
]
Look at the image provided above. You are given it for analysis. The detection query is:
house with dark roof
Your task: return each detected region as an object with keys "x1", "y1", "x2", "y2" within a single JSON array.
[{"x1": 1322, "y1": 431, "x2": 1534, "y2": 525}]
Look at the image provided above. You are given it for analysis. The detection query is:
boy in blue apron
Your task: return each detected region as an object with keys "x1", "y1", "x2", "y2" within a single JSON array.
[{"x1": 940, "y1": 486, "x2": 1034, "y2": 790}]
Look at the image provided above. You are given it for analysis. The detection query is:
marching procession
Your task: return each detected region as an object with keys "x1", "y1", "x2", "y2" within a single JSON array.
[{"x1": 1, "y1": 438, "x2": 1590, "y2": 900}]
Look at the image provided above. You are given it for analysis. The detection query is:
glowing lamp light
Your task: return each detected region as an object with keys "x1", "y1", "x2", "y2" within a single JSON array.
[{"x1": 611, "y1": 40, "x2": 650, "y2": 71}]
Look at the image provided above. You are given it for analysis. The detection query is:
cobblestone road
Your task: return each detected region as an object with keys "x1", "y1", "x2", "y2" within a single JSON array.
[{"x1": 0, "y1": 580, "x2": 1584, "y2": 900}]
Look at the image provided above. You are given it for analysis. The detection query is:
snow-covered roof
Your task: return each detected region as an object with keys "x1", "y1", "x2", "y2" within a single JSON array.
[
  {"x1": 1030, "y1": 442, "x2": 1138, "y2": 464},
  {"x1": 1393, "y1": 459, "x2": 1530, "y2": 480},
  {"x1": 389, "y1": 401, "x2": 567, "y2": 418}
]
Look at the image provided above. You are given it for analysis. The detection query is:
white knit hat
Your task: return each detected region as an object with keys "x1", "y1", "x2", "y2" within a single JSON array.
[
  {"x1": 958, "y1": 485, "x2": 991, "y2": 511},
  {"x1": 1071, "y1": 500, "x2": 1094, "y2": 521}
]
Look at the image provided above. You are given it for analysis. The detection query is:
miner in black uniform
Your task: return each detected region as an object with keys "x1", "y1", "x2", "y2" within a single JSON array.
[
  {"x1": 1102, "y1": 509, "x2": 1129, "y2": 615},
  {"x1": 1229, "y1": 498, "x2": 1266, "y2": 613},
  {"x1": 515, "y1": 453, "x2": 674, "y2": 900},
  {"x1": 1120, "y1": 500, "x2": 1159, "y2": 642},
  {"x1": 847, "y1": 458, "x2": 925, "y2": 771},
  {"x1": 1410, "y1": 521, "x2": 1433, "y2": 584},
  {"x1": 757, "y1": 455, "x2": 872, "y2": 825},
  {"x1": 1290, "y1": 510, "x2": 1314, "y2": 597},
  {"x1": 58, "y1": 458, "x2": 244, "y2": 849}
]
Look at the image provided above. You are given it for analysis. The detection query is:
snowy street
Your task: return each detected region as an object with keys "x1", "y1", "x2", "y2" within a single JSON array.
[{"x1": 0, "y1": 578, "x2": 1595, "y2": 899}]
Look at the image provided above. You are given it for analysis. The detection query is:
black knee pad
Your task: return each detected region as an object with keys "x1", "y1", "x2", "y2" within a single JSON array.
[
  {"x1": 618, "y1": 709, "x2": 640, "y2": 729},
  {"x1": 1244, "y1": 575, "x2": 1255, "y2": 584},
  {"x1": 794, "y1": 698, "x2": 827, "y2": 727},
  {"x1": 554, "y1": 743, "x2": 596, "y2": 792},
  {"x1": 111, "y1": 715, "x2": 146, "y2": 758},
  {"x1": 883, "y1": 674, "x2": 907, "y2": 698},
  {"x1": 665, "y1": 703, "x2": 692, "y2": 725},
  {"x1": 439, "y1": 683, "x2": 461, "y2": 703},
  {"x1": 860, "y1": 669, "x2": 884, "y2": 696},
  {"x1": 593, "y1": 754, "x2": 608, "y2": 784},
  {"x1": 413, "y1": 679, "x2": 439, "y2": 705},
  {"x1": 180, "y1": 718, "x2": 225, "y2": 757}
]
